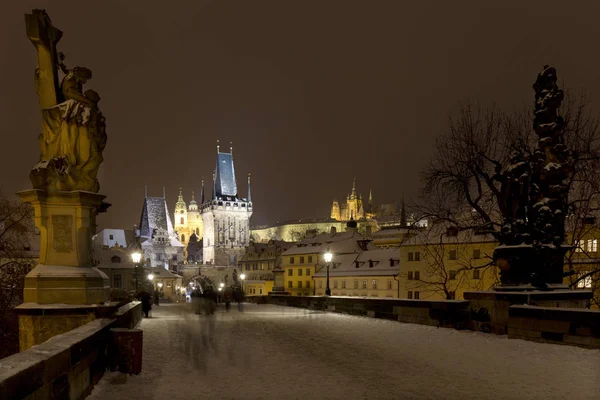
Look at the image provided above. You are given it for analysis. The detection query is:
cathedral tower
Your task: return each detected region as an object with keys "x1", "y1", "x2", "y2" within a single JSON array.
[{"x1": 201, "y1": 142, "x2": 253, "y2": 265}]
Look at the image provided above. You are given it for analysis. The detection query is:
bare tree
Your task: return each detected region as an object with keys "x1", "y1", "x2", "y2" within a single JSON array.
[
  {"x1": 0, "y1": 192, "x2": 35, "y2": 359},
  {"x1": 419, "y1": 91, "x2": 600, "y2": 292}
]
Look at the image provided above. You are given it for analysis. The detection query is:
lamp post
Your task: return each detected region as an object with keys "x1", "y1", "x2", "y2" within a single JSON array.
[
  {"x1": 131, "y1": 251, "x2": 142, "y2": 291},
  {"x1": 324, "y1": 252, "x2": 333, "y2": 296},
  {"x1": 240, "y1": 273, "x2": 246, "y2": 294}
]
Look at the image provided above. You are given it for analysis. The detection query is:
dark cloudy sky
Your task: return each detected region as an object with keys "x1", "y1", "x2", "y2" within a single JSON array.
[{"x1": 2, "y1": 1, "x2": 600, "y2": 229}]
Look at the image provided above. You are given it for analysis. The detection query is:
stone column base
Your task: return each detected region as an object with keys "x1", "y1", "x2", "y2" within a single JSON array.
[
  {"x1": 15, "y1": 302, "x2": 121, "y2": 351},
  {"x1": 23, "y1": 264, "x2": 110, "y2": 305},
  {"x1": 464, "y1": 290, "x2": 593, "y2": 334}
]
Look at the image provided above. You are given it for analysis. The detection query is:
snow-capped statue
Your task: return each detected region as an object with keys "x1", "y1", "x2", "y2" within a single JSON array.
[{"x1": 25, "y1": 10, "x2": 107, "y2": 192}]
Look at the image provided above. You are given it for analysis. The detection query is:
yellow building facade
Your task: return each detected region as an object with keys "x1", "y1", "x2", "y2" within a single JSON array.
[
  {"x1": 238, "y1": 240, "x2": 292, "y2": 296},
  {"x1": 174, "y1": 188, "x2": 203, "y2": 253}
]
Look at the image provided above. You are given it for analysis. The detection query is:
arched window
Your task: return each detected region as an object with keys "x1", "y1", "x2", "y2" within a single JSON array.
[
  {"x1": 181, "y1": 234, "x2": 185, "y2": 242},
  {"x1": 180, "y1": 217, "x2": 184, "y2": 225}
]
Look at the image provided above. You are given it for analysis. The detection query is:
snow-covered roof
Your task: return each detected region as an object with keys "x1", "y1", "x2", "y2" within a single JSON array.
[
  {"x1": 314, "y1": 248, "x2": 400, "y2": 277},
  {"x1": 401, "y1": 225, "x2": 497, "y2": 247},
  {"x1": 283, "y1": 231, "x2": 370, "y2": 256},
  {"x1": 139, "y1": 197, "x2": 175, "y2": 238}
]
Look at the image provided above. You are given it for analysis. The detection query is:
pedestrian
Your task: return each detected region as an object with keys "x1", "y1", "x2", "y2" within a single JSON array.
[
  {"x1": 154, "y1": 289, "x2": 160, "y2": 306},
  {"x1": 137, "y1": 290, "x2": 152, "y2": 318}
]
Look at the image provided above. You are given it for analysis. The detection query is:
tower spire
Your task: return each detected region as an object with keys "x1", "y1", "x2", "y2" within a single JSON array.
[
  {"x1": 178, "y1": 187, "x2": 183, "y2": 201},
  {"x1": 401, "y1": 195, "x2": 407, "y2": 227},
  {"x1": 191, "y1": 190, "x2": 195, "y2": 201},
  {"x1": 212, "y1": 170, "x2": 217, "y2": 200},
  {"x1": 200, "y1": 179, "x2": 205, "y2": 203},
  {"x1": 145, "y1": 185, "x2": 148, "y2": 198},
  {"x1": 230, "y1": 141, "x2": 233, "y2": 154},
  {"x1": 247, "y1": 173, "x2": 252, "y2": 203},
  {"x1": 217, "y1": 139, "x2": 220, "y2": 153},
  {"x1": 163, "y1": 186, "x2": 166, "y2": 198},
  {"x1": 351, "y1": 177, "x2": 357, "y2": 199},
  {"x1": 369, "y1": 188, "x2": 373, "y2": 205}
]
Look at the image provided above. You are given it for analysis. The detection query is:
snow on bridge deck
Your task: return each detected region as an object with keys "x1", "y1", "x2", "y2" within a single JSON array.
[{"x1": 89, "y1": 303, "x2": 599, "y2": 400}]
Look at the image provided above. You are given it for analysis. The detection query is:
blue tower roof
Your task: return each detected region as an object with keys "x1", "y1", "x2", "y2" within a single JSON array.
[{"x1": 215, "y1": 151, "x2": 237, "y2": 198}]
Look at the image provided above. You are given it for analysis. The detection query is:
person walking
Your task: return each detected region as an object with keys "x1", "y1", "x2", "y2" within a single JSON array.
[{"x1": 137, "y1": 290, "x2": 152, "y2": 318}]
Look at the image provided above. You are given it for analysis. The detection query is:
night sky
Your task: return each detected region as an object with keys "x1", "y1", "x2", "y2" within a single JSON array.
[{"x1": 2, "y1": 1, "x2": 600, "y2": 230}]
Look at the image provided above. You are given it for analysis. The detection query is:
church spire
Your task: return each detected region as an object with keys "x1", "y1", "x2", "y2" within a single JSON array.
[
  {"x1": 200, "y1": 179, "x2": 205, "y2": 204},
  {"x1": 248, "y1": 173, "x2": 252, "y2": 203},
  {"x1": 212, "y1": 170, "x2": 217, "y2": 200},
  {"x1": 369, "y1": 188, "x2": 373, "y2": 205},
  {"x1": 401, "y1": 196, "x2": 407, "y2": 227},
  {"x1": 217, "y1": 139, "x2": 220, "y2": 153},
  {"x1": 350, "y1": 177, "x2": 357, "y2": 200}
]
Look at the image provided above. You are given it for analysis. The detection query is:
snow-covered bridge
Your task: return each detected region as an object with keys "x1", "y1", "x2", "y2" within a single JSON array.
[{"x1": 89, "y1": 303, "x2": 599, "y2": 400}]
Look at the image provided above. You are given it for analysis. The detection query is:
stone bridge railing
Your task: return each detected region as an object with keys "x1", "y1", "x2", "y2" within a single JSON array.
[
  {"x1": 0, "y1": 301, "x2": 142, "y2": 400},
  {"x1": 247, "y1": 295, "x2": 600, "y2": 349}
]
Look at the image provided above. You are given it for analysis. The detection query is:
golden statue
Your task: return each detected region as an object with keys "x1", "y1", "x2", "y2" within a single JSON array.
[{"x1": 25, "y1": 9, "x2": 107, "y2": 193}]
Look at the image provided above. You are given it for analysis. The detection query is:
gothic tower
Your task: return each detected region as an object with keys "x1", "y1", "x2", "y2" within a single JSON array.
[
  {"x1": 201, "y1": 142, "x2": 253, "y2": 265},
  {"x1": 187, "y1": 190, "x2": 202, "y2": 239}
]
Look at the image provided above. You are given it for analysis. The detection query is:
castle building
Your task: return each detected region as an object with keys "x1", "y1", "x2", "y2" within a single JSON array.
[{"x1": 173, "y1": 185, "x2": 203, "y2": 249}]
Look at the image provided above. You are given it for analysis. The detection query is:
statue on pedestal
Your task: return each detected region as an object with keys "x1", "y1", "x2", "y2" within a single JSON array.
[{"x1": 25, "y1": 9, "x2": 107, "y2": 193}]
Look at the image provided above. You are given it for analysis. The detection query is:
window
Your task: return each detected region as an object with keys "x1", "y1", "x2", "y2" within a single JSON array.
[
  {"x1": 181, "y1": 234, "x2": 185, "y2": 242},
  {"x1": 449, "y1": 270, "x2": 457, "y2": 280},
  {"x1": 473, "y1": 269, "x2": 480, "y2": 279},
  {"x1": 414, "y1": 291, "x2": 420, "y2": 299},
  {"x1": 577, "y1": 273, "x2": 592, "y2": 288},
  {"x1": 306, "y1": 281, "x2": 311, "y2": 288},
  {"x1": 298, "y1": 268, "x2": 303, "y2": 276},
  {"x1": 113, "y1": 274, "x2": 122, "y2": 288},
  {"x1": 298, "y1": 281, "x2": 303, "y2": 289},
  {"x1": 288, "y1": 269, "x2": 293, "y2": 276},
  {"x1": 300, "y1": 256, "x2": 305, "y2": 263},
  {"x1": 408, "y1": 252, "x2": 414, "y2": 261},
  {"x1": 449, "y1": 249, "x2": 457, "y2": 260},
  {"x1": 109, "y1": 234, "x2": 114, "y2": 240},
  {"x1": 372, "y1": 280, "x2": 378, "y2": 289},
  {"x1": 333, "y1": 280, "x2": 338, "y2": 289},
  {"x1": 448, "y1": 291, "x2": 456, "y2": 300},
  {"x1": 369, "y1": 260, "x2": 374, "y2": 268},
  {"x1": 260, "y1": 289, "x2": 263, "y2": 294},
  {"x1": 473, "y1": 249, "x2": 481, "y2": 259},
  {"x1": 354, "y1": 280, "x2": 359, "y2": 289},
  {"x1": 306, "y1": 268, "x2": 311, "y2": 276},
  {"x1": 180, "y1": 217, "x2": 184, "y2": 225},
  {"x1": 408, "y1": 291, "x2": 413, "y2": 299},
  {"x1": 588, "y1": 239, "x2": 598, "y2": 253},
  {"x1": 576, "y1": 240, "x2": 584, "y2": 252},
  {"x1": 308, "y1": 256, "x2": 313, "y2": 263},
  {"x1": 288, "y1": 281, "x2": 293, "y2": 288},
  {"x1": 415, "y1": 252, "x2": 421, "y2": 261},
  {"x1": 407, "y1": 271, "x2": 413, "y2": 280},
  {"x1": 362, "y1": 280, "x2": 367, "y2": 289},
  {"x1": 342, "y1": 280, "x2": 346, "y2": 289},
  {"x1": 414, "y1": 271, "x2": 420, "y2": 280},
  {"x1": 387, "y1": 280, "x2": 392, "y2": 290},
  {"x1": 290, "y1": 257, "x2": 295, "y2": 264},
  {"x1": 111, "y1": 255, "x2": 121, "y2": 263}
]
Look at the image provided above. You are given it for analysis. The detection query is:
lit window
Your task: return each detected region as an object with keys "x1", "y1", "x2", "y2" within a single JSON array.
[
  {"x1": 575, "y1": 240, "x2": 584, "y2": 252},
  {"x1": 588, "y1": 239, "x2": 598, "y2": 253},
  {"x1": 362, "y1": 280, "x2": 367, "y2": 289},
  {"x1": 180, "y1": 217, "x2": 184, "y2": 224},
  {"x1": 372, "y1": 280, "x2": 378, "y2": 289}
]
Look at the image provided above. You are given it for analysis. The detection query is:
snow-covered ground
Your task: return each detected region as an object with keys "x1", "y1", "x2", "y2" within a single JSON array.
[{"x1": 88, "y1": 303, "x2": 600, "y2": 400}]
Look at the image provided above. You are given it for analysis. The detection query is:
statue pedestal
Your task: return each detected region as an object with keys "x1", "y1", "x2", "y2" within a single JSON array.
[
  {"x1": 464, "y1": 290, "x2": 593, "y2": 334},
  {"x1": 16, "y1": 189, "x2": 111, "y2": 350},
  {"x1": 269, "y1": 268, "x2": 289, "y2": 295}
]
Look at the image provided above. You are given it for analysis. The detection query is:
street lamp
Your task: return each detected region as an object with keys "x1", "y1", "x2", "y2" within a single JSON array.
[
  {"x1": 148, "y1": 273, "x2": 154, "y2": 281},
  {"x1": 131, "y1": 251, "x2": 142, "y2": 291},
  {"x1": 240, "y1": 273, "x2": 246, "y2": 294},
  {"x1": 220, "y1": 282, "x2": 225, "y2": 288},
  {"x1": 324, "y1": 252, "x2": 333, "y2": 296}
]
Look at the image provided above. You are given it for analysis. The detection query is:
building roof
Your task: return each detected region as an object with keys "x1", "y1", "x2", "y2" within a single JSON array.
[
  {"x1": 215, "y1": 151, "x2": 237, "y2": 197},
  {"x1": 95, "y1": 248, "x2": 136, "y2": 270},
  {"x1": 314, "y1": 248, "x2": 400, "y2": 278},
  {"x1": 139, "y1": 196, "x2": 175, "y2": 238},
  {"x1": 283, "y1": 231, "x2": 371, "y2": 256}
]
